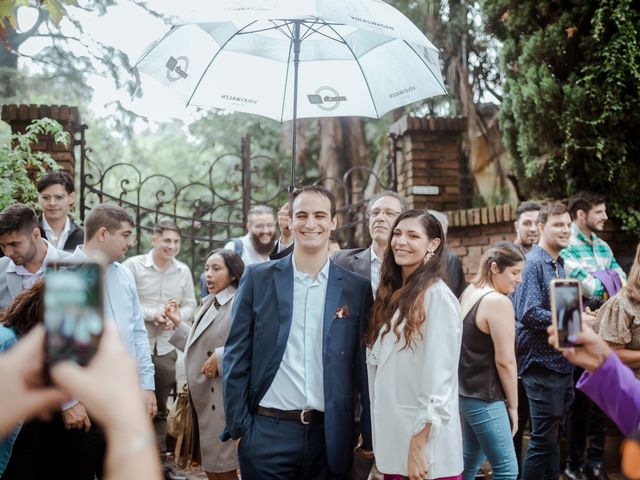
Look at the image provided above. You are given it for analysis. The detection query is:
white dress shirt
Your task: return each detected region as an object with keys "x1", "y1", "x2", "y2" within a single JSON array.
[
  {"x1": 41, "y1": 215, "x2": 71, "y2": 250},
  {"x1": 6, "y1": 239, "x2": 62, "y2": 290},
  {"x1": 67, "y1": 246, "x2": 155, "y2": 390},
  {"x1": 123, "y1": 251, "x2": 197, "y2": 356},
  {"x1": 370, "y1": 247, "x2": 382, "y2": 295},
  {"x1": 260, "y1": 255, "x2": 330, "y2": 411}
]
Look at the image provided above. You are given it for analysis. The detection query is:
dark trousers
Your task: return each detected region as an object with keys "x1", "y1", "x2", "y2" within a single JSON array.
[
  {"x1": 3, "y1": 414, "x2": 105, "y2": 480},
  {"x1": 238, "y1": 413, "x2": 344, "y2": 480},
  {"x1": 521, "y1": 366, "x2": 574, "y2": 480},
  {"x1": 153, "y1": 348, "x2": 177, "y2": 451},
  {"x1": 567, "y1": 366, "x2": 606, "y2": 468},
  {"x1": 513, "y1": 377, "x2": 530, "y2": 478}
]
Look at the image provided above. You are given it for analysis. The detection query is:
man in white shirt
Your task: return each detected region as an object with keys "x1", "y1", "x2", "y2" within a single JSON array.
[
  {"x1": 0, "y1": 204, "x2": 67, "y2": 310},
  {"x1": 223, "y1": 185, "x2": 374, "y2": 479},
  {"x1": 37, "y1": 171, "x2": 84, "y2": 252},
  {"x1": 123, "y1": 221, "x2": 196, "y2": 453}
]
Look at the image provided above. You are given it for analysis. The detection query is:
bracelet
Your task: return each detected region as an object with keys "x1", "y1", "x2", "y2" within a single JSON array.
[{"x1": 106, "y1": 432, "x2": 155, "y2": 475}]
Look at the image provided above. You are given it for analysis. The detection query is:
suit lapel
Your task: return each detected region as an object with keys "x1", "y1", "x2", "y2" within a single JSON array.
[
  {"x1": 267, "y1": 258, "x2": 294, "y2": 374},
  {"x1": 376, "y1": 311, "x2": 403, "y2": 370},
  {"x1": 353, "y1": 249, "x2": 372, "y2": 279},
  {"x1": 188, "y1": 295, "x2": 216, "y2": 346},
  {"x1": 323, "y1": 263, "x2": 344, "y2": 354},
  {"x1": 7, "y1": 272, "x2": 22, "y2": 302}
]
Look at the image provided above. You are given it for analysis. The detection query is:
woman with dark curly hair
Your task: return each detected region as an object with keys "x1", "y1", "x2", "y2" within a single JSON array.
[{"x1": 165, "y1": 249, "x2": 244, "y2": 480}]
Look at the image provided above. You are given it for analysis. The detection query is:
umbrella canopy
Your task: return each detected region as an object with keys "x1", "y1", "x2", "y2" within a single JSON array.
[{"x1": 134, "y1": 0, "x2": 446, "y2": 186}]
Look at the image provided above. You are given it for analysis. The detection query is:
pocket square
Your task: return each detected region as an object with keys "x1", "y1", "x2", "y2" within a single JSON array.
[{"x1": 334, "y1": 305, "x2": 350, "y2": 319}]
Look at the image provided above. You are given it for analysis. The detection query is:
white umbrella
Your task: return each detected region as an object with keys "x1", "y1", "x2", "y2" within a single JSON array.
[{"x1": 134, "y1": 0, "x2": 446, "y2": 187}]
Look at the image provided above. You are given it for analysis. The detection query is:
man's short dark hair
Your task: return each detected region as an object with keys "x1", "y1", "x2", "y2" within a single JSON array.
[
  {"x1": 37, "y1": 171, "x2": 75, "y2": 194},
  {"x1": 0, "y1": 204, "x2": 39, "y2": 237},
  {"x1": 367, "y1": 191, "x2": 409, "y2": 214},
  {"x1": 84, "y1": 204, "x2": 134, "y2": 242},
  {"x1": 537, "y1": 201, "x2": 569, "y2": 225},
  {"x1": 515, "y1": 201, "x2": 542, "y2": 221},
  {"x1": 288, "y1": 185, "x2": 337, "y2": 218},
  {"x1": 568, "y1": 192, "x2": 606, "y2": 220},
  {"x1": 153, "y1": 221, "x2": 181, "y2": 237}
]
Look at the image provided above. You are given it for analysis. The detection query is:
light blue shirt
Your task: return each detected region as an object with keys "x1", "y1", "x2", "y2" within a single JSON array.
[
  {"x1": 260, "y1": 255, "x2": 330, "y2": 411},
  {"x1": 68, "y1": 247, "x2": 155, "y2": 390}
]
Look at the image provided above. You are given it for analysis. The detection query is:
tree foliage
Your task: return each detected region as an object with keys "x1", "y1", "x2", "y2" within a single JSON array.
[
  {"x1": 0, "y1": 117, "x2": 68, "y2": 210},
  {"x1": 481, "y1": 0, "x2": 640, "y2": 230}
]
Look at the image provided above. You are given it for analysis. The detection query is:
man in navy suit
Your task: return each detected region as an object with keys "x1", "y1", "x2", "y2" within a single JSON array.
[{"x1": 222, "y1": 185, "x2": 373, "y2": 479}]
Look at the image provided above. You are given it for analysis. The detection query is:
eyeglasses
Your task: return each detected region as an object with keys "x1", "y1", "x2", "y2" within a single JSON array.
[
  {"x1": 38, "y1": 194, "x2": 68, "y2": 204},
  {"x1": 369, "y1": 209, "x2": 401, "y2": 219}
]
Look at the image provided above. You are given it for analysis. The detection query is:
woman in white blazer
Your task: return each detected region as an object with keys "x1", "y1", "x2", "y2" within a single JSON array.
[
  {"x1": 165, "y1": 249, "x2": 244, "y2": 480},
  {"x1": 367, "y1": 209, "x2": 463, "y2": 480}
]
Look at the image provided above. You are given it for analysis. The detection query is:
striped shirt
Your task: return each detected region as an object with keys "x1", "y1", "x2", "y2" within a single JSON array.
[{"x1": 560, "y1": 223, "x2": 627, "y2": 299}]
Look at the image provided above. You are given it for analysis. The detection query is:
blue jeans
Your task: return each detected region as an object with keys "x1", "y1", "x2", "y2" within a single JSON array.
[
  {"x1": 460, "y1": 396, "x2": 518, "y2": 480},
  {"x1": 521, "y1": 366, "x2": 574, "y2": 480}
]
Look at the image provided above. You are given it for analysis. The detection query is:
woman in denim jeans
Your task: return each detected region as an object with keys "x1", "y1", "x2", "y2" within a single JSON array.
[{"x1": 458, "y1": 241, "x2": 525, "y2": 480}]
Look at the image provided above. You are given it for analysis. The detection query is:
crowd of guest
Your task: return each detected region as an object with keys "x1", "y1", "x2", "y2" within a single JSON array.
[{"x1": 0, "y1": 171, "x2": 638, "y2": 480}]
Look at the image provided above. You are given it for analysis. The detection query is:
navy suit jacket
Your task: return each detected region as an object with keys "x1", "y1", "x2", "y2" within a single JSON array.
[{"x1": 222, "y1": 254, "x2": 373, "y2": 475}]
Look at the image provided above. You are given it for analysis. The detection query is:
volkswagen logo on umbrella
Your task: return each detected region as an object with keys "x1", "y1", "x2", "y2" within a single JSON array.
[
  {"x1": 166, "y1": 56, "x2": 189, "y2": 81},
  {"x1": 307, "y1": 86, "x2": 347, "y2": 111}
]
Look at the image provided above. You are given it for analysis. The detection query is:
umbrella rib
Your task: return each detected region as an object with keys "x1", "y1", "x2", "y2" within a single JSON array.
[
  {"x1": 324, "y1": 23, "x2": 380, "y2": 118},
  {"x1": 133, "y1": 25, "x2": 178, "y2": 67},
  {"x1": 186, "y1": 20, "x2": 260, "y2": 107},
  {"x1": 404, "y1": 41, "x2": 447, "y2": 94},
  {"x1": 280, "y1": 33, "x2": 294, "y2": 123},
  {"x1": 301, "y1": 23, "x2": 345, "y2": 43}
]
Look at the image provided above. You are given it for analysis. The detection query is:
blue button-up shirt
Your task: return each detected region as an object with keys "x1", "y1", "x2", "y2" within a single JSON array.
[
  {"x1": 514, "y1": 245, "x2": 572, "y2": 375},
  {"x1": 68, "y1": 247, "x2": 155, "y2": 390},
  {"x1": 260, "y1": 255, "x2": 330, "y2": 411}
]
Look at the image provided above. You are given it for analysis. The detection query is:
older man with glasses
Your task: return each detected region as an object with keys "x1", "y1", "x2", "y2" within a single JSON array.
[
  {"x1": 332, "y1": 190, "x2": 408, "y2": 480},
  {"x1": 36, "y1": 172, "x2": 84, "y2": 252}
]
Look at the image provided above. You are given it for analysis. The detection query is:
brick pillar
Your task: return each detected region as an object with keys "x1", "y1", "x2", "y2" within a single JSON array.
[
  {"x1": 1, "y1": 104, "x2": 81, "y2": 178},
  {"x1": 389, "y1": 116, "x2": 468, "y2": 210}
]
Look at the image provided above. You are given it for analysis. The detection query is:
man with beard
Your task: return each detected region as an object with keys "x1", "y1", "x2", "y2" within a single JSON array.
[
  {"x1": 225, "y1": 205, "x2": 288, "y2": 265},
  {"x1": 561, "y1": 192, "x2": 626, "y2": 480},
  {"x1": 514, "y1": 202, "x2": 541, "y2": 254},
  {"x1": 0, "y1": 204, "x2": 68, "y2": 311}
]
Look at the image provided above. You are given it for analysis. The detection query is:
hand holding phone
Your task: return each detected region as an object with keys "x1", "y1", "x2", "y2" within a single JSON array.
[
  {"x1": 44, "y1": 262, "x2": 104, "y2": 370},
  {"x1": 550, "y1": 279, "x2": 584, "y2": 350}
]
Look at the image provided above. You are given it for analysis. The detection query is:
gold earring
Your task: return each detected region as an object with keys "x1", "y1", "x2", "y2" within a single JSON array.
[{"x1": 424, "y1": 248, "x2": 435, "y2": 263}]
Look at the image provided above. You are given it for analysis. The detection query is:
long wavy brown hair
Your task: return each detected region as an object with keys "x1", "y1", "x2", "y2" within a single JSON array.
[
  {"x1": 624, "y1": 243, "x2": 640, "y2": 305},
  {"x1": 366, "y1": 209, "x2": 447, "y2": 350},
  {"x1": 0, "y1": 279, "x2": 44, "y2": 337}
]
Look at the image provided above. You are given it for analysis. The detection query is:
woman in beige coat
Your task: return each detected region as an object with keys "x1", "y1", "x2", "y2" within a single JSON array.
[{"x1": 165, "y1": 249, "x2": 244, "y2": 480}]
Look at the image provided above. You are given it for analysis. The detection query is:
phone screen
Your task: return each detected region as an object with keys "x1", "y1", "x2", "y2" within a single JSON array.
[
  {"x1": 45, "y1": 262, "x2": 104, "y2": 367},
  {"x1": 553, "y1": 282, "x2": 582, "y2": 348}
]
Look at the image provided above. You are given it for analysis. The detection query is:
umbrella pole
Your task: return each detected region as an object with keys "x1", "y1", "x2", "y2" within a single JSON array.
[{"x1": 290, "y1": 21, "x2": 301, "y2": 193}]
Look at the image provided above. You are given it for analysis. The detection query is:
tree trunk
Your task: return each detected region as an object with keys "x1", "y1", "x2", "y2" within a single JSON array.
[{"x1": 318, "y1": 117, "x2": 368, "y2": 246}]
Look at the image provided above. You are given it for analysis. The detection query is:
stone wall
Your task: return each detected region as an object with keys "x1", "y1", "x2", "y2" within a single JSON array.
[{"x1": 1, "y1": 104, "x2": 82, "y2": 177}]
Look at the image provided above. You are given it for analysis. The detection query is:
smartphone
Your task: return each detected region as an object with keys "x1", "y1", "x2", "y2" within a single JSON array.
[
  {"x1": 44, "y1": 261, "x2": 104, "y2": 369},
  {"x1": 550, "y1": 279, "x2": 583, "y2": 350}
]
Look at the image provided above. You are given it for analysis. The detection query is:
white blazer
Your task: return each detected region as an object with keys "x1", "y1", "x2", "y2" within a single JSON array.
[{"x1": 367, "y1": 280, "x2": 463, "y2": 478}]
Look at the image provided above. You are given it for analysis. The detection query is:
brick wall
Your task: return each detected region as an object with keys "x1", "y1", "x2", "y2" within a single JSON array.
[
  {"x1": 444, "y1": 204, "x2": 638, "y2": 282},
  {"x1": 390, "y1": 116, "x2": 471, "y2": 211},
  {"x1": 445, "y1": 204, "x2": 517, "y2": 281},
  {"x1": 1, "y1": 104, "x2": 82, "y2": 178}
]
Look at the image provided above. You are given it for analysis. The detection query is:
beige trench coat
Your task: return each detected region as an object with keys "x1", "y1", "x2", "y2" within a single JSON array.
[{"x1": 169, "y1": 286, "x2": 238, "y2": 473}]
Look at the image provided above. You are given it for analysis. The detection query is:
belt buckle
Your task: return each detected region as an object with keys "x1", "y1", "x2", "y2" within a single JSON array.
[{"x1": 300, "y1": 409, "x2": 311, "y2": 425}]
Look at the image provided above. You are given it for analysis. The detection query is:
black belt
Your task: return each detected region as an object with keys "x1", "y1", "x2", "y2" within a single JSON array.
[{"x1": 256, "y1": 406, "x2": 324, "y2": 425}]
